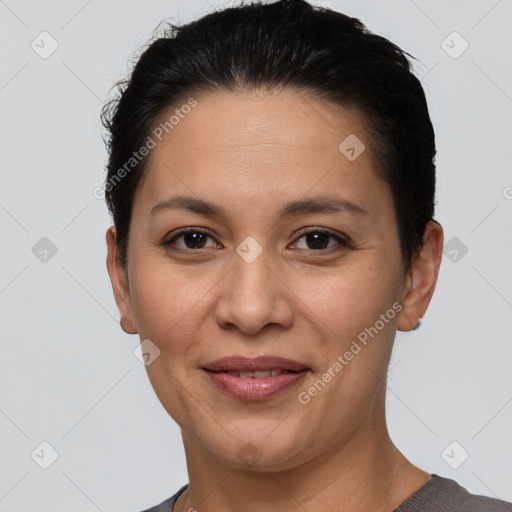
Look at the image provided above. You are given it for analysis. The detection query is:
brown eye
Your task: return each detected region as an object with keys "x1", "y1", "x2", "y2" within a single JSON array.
[
  {"x1": 163, "y1": 227, "x2": 351, "y2": 252},
  {"x1": 165, "y1": 229, "x2": 216, "y2": 250},
  {"x1": 293, "y1": 229, "x2": 350, "y2": 251}
]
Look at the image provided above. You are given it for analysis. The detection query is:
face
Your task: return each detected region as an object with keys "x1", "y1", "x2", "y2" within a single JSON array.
[{"x1": 107, "y1": 88, "x2": 438, "y2": 471}]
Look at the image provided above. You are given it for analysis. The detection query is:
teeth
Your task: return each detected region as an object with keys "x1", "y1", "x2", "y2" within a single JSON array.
[
  {"x1": 224, "y1": 368, "x2": 285, "y2": 378},
  {"x1": 254, "y1": 370, "x2": 271, "y2": 378}
]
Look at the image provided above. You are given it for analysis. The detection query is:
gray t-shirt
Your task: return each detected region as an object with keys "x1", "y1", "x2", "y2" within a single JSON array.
[{"x1": 140, "y1": 474, "x2": 512, "y2": 511}]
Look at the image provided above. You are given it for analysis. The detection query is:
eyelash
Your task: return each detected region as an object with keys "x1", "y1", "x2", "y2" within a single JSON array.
[{"x1": 162, "y1": 227, "x2": 352, "y2": 253}]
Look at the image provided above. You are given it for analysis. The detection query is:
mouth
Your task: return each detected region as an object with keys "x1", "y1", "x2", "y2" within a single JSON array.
[
  {"x1": 202, "y1": 356, "x2": 310, "y2": 400},
  {"x1": 211, "y1": 368, "x2": 302, "y2": 378},
  {"x1": 203, "y1": 355, "x2": 309, "y2": 372}
]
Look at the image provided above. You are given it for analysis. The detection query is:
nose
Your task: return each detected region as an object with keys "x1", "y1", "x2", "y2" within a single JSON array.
[{"x1": 213, "y1": 246, "x2": 294, "y2": 336}]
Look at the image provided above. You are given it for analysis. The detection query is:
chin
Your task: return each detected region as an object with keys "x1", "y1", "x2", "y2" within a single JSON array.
[{"x1": 204, "y1": 434, "x2": 311, "y2": 473}]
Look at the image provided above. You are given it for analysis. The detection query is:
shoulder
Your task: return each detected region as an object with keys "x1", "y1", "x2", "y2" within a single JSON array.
[
  {"x1": 137, "y1": 477, "x2": 512, "y2": 512},
  {"x1": 138, "y1": 483, "x2": 189, "y2": 512},
  {"x1": 395, "y1": 474, "x2": 512, "y2": 512},
  {"x1": 460, "y1": 490, "x2": 512, "y2": 512}
]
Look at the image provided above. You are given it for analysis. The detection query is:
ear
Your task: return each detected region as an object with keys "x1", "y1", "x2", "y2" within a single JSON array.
[
  {"x1": 106, "y1": 226, "x2": 138, "y2": 334},
  {"x1": 396, "y1": 221, "x2": 444, "y2": 332}
]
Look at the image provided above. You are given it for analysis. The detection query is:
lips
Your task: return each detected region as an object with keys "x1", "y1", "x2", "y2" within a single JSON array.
[
  {"x1": 202, "y1": 356, "x2": 310, "y2": 400},
  {"x1": 223, "y1": 369, "x2": 292, "y2": 378},
  {"x1": 203, "y1": 356, "x2": 309, "y2": 373}
]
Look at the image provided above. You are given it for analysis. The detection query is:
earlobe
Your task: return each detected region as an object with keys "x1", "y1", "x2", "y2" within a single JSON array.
[
  {"x1": 396, "y1": 221, "x2": 444, "y2": 332},
  {"x1": 120, "y1": 316, "x2": 138, "y2": 335},
  {"x1": 105, "y1": 226, "x2": 138, "y2": 335}
]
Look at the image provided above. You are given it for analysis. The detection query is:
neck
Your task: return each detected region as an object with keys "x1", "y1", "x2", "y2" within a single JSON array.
[{"x1": 176, "y1": 414, "x2": 430, "y2": 512}]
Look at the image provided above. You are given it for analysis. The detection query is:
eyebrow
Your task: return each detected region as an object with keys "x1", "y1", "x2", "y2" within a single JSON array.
[{"x1": 150, "y1": 194, "x2": 368, "y2": 220}]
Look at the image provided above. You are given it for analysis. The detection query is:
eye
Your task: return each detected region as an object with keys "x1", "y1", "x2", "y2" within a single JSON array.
[
  {"x1": 162, "y1": 227, "x2": 351, "y2": 252},
  {"x1": 291, "y1": 228, "x2": 351, "y2": 251},
  {"x1": 164, "y1": 228, "x2": 217, "y2": 250}
]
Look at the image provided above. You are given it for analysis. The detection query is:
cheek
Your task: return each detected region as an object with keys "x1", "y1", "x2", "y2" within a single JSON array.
[
  {"x1": 129, "y1": 266, "x2": 210, "y2": 426},
  {"x1": 129, "y1": 264, "x2": 210, "y2": 351},
  {"x1": 297, "y1": 271, "x2": 396, "y2": 424},
  {"x1": 297, "y1": 263, "x2": 397, "y2": 341}
]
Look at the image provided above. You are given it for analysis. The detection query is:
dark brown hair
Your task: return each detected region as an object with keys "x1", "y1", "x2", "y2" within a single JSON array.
[{"x1": 101, "y1": 0, "x2": 438, "y2": 275}]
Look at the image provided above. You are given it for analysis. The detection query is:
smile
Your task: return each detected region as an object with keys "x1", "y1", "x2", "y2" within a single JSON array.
[{"x1": 203, "y1": 368, "x2": 309, "y2": 400}]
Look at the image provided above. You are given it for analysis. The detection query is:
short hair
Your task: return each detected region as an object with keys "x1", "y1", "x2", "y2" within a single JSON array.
[{"x1": 101, "y1": 0, "x2": 437, "y2": 275}]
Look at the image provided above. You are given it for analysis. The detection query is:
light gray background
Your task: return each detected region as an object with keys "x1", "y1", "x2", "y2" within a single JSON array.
[{"x1": 1, "y1": 0, "x2": 511, "y2": 510}]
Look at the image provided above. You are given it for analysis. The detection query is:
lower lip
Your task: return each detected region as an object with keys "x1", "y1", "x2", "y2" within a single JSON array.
[{"x1": 204, "y1": 370, "x2": 309, "y2": 401}]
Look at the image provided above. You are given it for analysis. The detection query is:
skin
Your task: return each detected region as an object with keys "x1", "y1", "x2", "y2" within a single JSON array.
[{"x1": 106, "y1": 88, "x2": 443, "y2": 512}]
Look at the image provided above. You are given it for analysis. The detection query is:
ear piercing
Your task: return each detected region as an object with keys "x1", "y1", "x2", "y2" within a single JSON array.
[{"x1": 413, "y1": 317, "x2": 422, "y2": 330}]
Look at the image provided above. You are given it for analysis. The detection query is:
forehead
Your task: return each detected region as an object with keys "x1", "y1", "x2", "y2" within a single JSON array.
[
  {"x1": 133, "y1": 88, "x2": 390, "y2": 221},
  {"x1": 150, "y1": 88, "x2": 371, "y2": 159}
]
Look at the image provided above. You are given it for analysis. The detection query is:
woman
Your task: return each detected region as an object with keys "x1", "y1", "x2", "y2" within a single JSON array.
[{"x1": 102, "y1": 1, "x2": 512, "y2": 510}]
